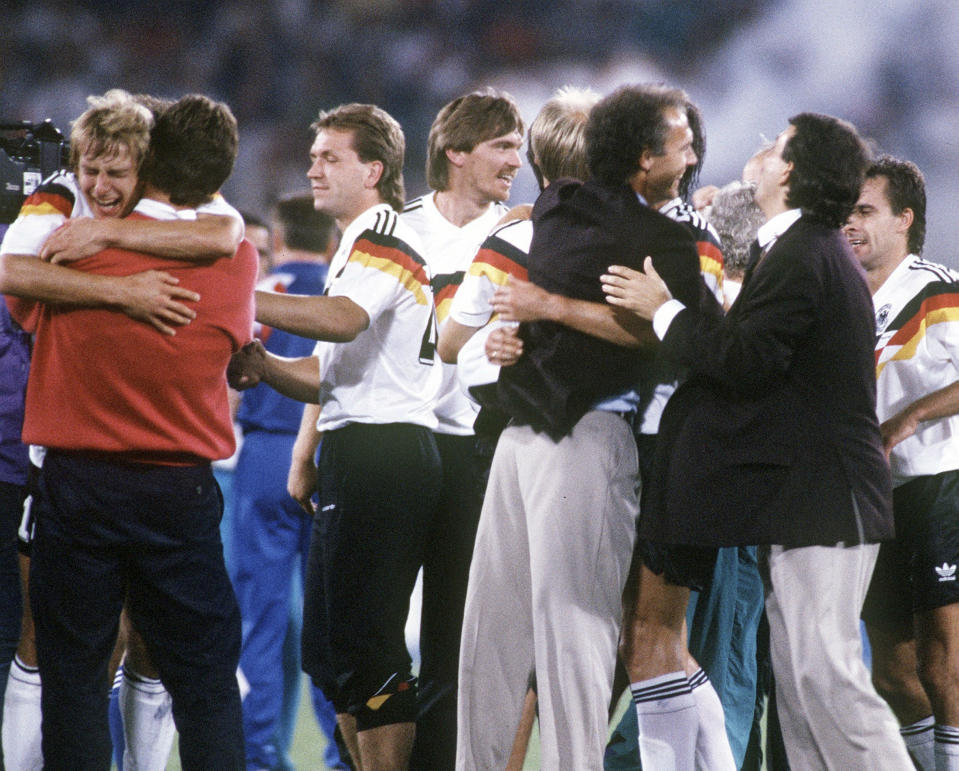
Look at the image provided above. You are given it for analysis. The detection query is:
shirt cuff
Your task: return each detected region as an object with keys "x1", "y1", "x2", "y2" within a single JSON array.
[{"x1": 653, "y1": 299, "x2": 686, "y2": 340}]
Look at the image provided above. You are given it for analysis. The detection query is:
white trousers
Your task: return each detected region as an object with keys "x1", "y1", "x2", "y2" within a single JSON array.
[
  {"x1": 764, "y1": 541, "x2": 913, "y2": 771},
  {"x1": 456, "y1": 412, "x2": 639, "y2": 771}
]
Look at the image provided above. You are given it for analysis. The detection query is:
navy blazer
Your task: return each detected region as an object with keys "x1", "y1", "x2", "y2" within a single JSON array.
[
  {"x1": 496, "y1": 179, "x2": 712, "y2": 440},
  {"x1": 642, "y1": 216, "x2": 894, "y2": 548}
]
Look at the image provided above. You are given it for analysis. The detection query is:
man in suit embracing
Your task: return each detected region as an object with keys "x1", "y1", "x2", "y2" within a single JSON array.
[{"x1": 602, "y1": 113, "x2": 912, "y2": 770}]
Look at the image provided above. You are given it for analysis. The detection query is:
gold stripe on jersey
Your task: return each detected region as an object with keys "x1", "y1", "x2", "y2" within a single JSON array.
[
  {"x1": 348, "y1": 235, "x2": 430, "y2": 306},
  {"x1": 20, "y1": 189, "x2": 74, "y2": 218},
  {"x1": 435, "y1": 297, "x2": 453, "y2": 323},
  {"x1": 876, "y1": 292, "x2": 959, "y2": 378},
  {"x1": 468, "y1": 251, "x2": 529, "y2": 289}
]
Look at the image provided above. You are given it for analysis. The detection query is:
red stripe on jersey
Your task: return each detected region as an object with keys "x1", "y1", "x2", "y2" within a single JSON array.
[
  {"x1": 352, "y1": 235, "x2": 430, "y2": 289},
  {"x1": 698, "y1": 240, "x2": 724, "y2": 269},
  {"x1": 885, "y1": 292, "x2": 959, "y2": 350},
  {"x1": 471, "y1": 247, "x2": 529, "y2": 281},
  {"x1": 21, "y1": 190, "x2": 73, "y2": 218},
  {"x1": 434, "y1": 283, "x2": 458, "y2": 308}
]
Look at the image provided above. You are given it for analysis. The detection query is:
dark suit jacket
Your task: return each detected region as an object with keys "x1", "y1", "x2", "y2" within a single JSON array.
[
  {"x1": 642, "y1": 215, "x2": 894, "y2": 548},
  {"x1": 496, "y1": 179, "x2": 715, "y2": 440}
]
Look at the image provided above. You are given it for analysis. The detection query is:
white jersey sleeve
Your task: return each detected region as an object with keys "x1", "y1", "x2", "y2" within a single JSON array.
[
  {"x1": 0, "y1": 171, "x2": 90, "y2": 257},
  {"x1": 448, "y1": 217, "x2": 532, "y2": 329},
  {"x1": 874, "y1": 254, "x2": 959, "y2": 483},
  {"x1": 197, "y1": 193, "x2": 244, "y2": 228}
]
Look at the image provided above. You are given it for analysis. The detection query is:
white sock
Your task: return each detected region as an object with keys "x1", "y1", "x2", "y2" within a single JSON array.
[
  {"x1": 935, "y1": 724, "x2": 959, "y2": 771},
  {"x1": 631, "y1": 671, "x2": 698, "y2": 771},
  {"x1": 2, "y1": 656, "x2": 43, "y2": 771},
  {"x1": 900, "y1": 715, "x2": 934, "y2": 771},
  {"x1": 120, "y1": 667, "x2": 176, "y2": 771},
  {"x1": 688, "y1": 668, "x2": 736, "y2": 770}
]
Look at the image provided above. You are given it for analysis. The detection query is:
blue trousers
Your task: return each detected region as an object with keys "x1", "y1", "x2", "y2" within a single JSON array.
[
  {"x1": 31, "y1": 451, "x2": 243, "y2": 770},
  {"x1": 230, "y1": 430, "x2": 344, "y2": 770}
]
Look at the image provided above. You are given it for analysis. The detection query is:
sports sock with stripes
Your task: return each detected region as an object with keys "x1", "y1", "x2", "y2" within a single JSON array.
[
  {"x1": 688, "y1": 667, "x2": 736, "y2": 770},
  {"x1": 899, "y1": 714, "x2": 934, "y2": 770},
  {"x1": 935, "y1": 723, "x2": 959, "y2": 771},
  {"x1": 120, "y1": 666, "x2": 176, "y2": 771},
  {"x1": 631, "y1": 671, "x2": 697, "y2": 771}
]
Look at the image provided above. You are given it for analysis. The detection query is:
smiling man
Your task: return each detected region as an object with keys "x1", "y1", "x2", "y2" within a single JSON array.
[
  {"x1": 849, "y1": 157, "x2": 959, "y2": 771},
  {"x1": 0, "y1": 89, "x2": 242, "y2": 334},
  {"x1": 398, "y1": 87, "x2": 524, "y2": 770},
  {"x1": 456, "y1": 83, "x2": 717, "y2": 770}
]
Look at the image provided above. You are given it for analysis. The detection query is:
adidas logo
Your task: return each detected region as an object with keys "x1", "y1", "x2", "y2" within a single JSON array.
[{"x1": 935, "y1": 562, "x2": 957, "y2": 582}]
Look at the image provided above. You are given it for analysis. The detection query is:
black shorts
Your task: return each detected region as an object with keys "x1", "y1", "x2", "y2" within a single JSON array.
[
  {"x1": 637, "y1": 538, "x2": 718, "y2": 593},
  {"x1": 862, "y1": 469, "x2": 959, "y2": 631},
  {"x1": 302, "y1": 422, "x2": 441, "y2": 727}
]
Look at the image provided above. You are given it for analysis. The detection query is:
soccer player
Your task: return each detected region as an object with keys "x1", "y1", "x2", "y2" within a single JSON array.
[
  {"x1": 850, "y1": 156, "x2": 959, "y2": 771},
  {"x1": 23, "y1": 93, "x2": 255, "y2": 768},
  {"x1": 400, "y1": 88, "x2": 523, "y2": 769},
  {"x1": 230, "y1": 102, "x2": 440, "y2": 770}
]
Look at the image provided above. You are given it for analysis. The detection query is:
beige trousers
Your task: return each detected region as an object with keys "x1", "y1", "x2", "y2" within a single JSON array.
[
  {"x1": 456, "y1": 412, "x2": 639, "y2": 771},
  {"x1": 763, "y1": 541, "x2": 913, "y2": 770}
]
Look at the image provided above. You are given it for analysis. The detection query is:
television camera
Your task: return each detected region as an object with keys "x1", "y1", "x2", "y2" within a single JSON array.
[{"x1": 0, "y1": 120, "x2": 70, "y2": 224}]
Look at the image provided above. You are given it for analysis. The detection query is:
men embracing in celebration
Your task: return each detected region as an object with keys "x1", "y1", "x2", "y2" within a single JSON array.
[
  {"x1": 605, "y1": 113, "x2": 912, "y2": 769},
  {"x1": 21, "y1": 94, "x2": 255, "y2": 768}
]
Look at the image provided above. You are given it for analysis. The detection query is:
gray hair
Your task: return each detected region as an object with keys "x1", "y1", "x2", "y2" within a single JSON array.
[{"x1": 707, "y1": 180, "x2": 765, "y2": 279}]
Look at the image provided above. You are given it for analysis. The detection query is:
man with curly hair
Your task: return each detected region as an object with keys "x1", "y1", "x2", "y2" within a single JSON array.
[
  {"x1": 456, "y1": 83, "x2": 721, "y2": 770},
  {"x1": 603, "y1": 113, "x2": 911, "y2": 769}
]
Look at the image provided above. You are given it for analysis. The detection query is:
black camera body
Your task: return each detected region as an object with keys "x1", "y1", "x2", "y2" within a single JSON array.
[{"x1": 0, "y1": 120, "x2": 70, "y2": 224}]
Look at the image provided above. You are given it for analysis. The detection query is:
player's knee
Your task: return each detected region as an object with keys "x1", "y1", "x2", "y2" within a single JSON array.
[{"x1": 918, "y1": 650, "x2": 959, "y2": 701}]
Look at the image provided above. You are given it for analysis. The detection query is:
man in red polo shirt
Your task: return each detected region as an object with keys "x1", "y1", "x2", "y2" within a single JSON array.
[{"x1": 23, "y1": 94, "x2": 256, "y2": 769}]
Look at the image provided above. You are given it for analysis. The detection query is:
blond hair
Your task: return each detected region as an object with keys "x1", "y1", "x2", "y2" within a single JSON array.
[
  {"x1": 69, "y1": 89, "x2": 153, "y2": 172},
  {"x1": 529, "y1": 86, "x2": 600, "y2": 185}
]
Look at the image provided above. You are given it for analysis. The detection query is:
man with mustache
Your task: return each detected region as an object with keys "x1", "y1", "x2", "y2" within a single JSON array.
[{"x1": 400, "y1": 87, "x2": 524, "y2": 769}]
